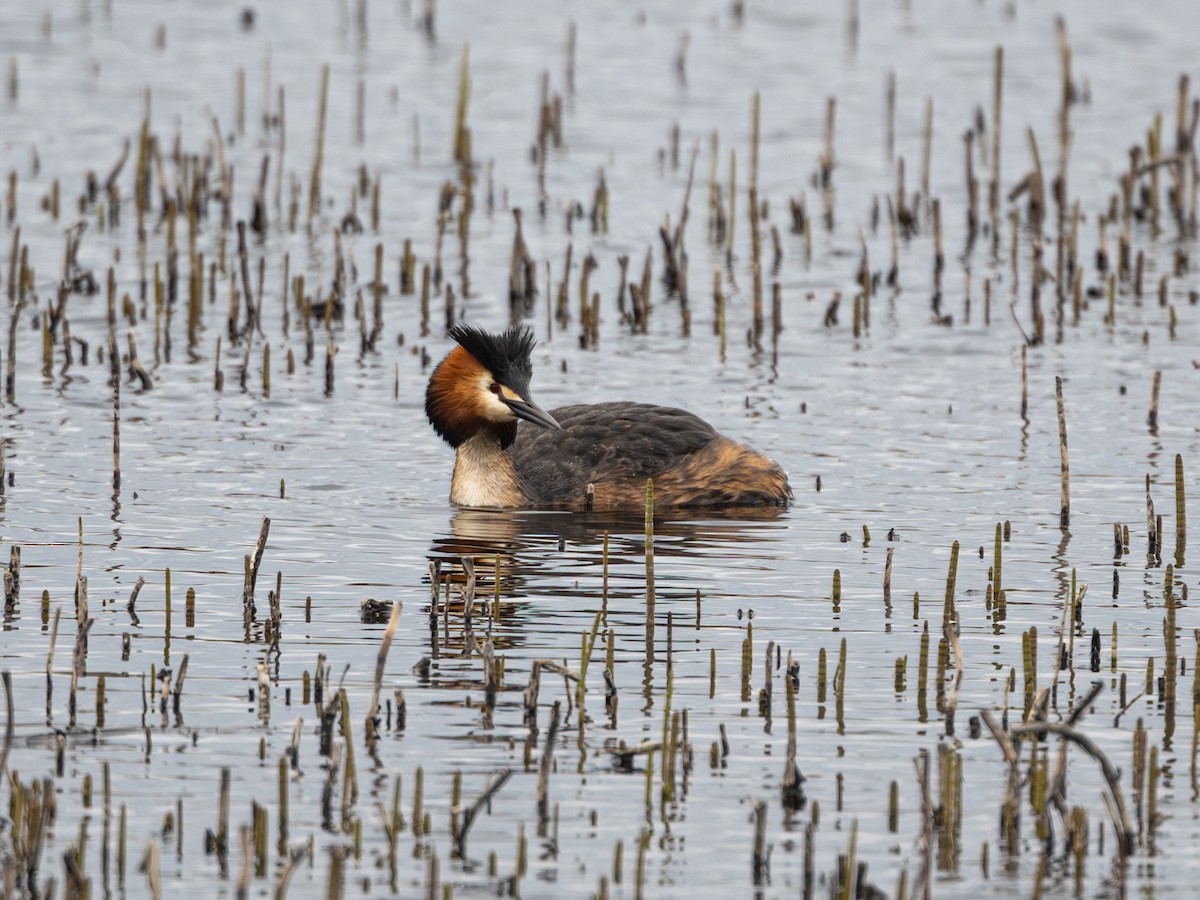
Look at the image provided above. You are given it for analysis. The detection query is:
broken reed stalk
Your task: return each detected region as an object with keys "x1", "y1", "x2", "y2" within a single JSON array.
[
  {"x1": 921, "y1": 97, "x2": 933, "y2": 197},
  {"x1": 112, "y1": 378, "x2": 121, "y2": 488},
  {"x1": 820, "y1": 96, "x2": 836, "y2": 188},
  {"x1": 1056, "y1": 376, "x2": 1069, "y2": 526},
  {"x1": 536, "y1": 700, "x2": 561, "y2": 825},
  {"x1": 883, "y1": 546, "x2": 893, "y2": 609},
  {"x1": 643, "y1": 478, "x2": 656, "y2": 607},
  {"x1": 215, "y1": 766, "x2": 231, "y2": 862},
  {"x1": 992, "y1": 522, "x2": 1004, "y2": 612},
  {"x1": 990, "y1": 46, "x2": 1004, "y2": 251},
  {"x1": 727, "y1": 149, "x2": 737, "y2": 256},
  {"x1": 68, "y1": 617, "x2": 94, "y2": 728},
  {"x1": 942, "y1": 620, "x2": 964, "y2": 735},
  {"x1": 712, "y1": 267, "x2": 726, "y2": 360},
  {"x1": 782, "y1": 666, "x2": 804, "y2": 813},
  {"x1": 0, "y1": 670, "x2": 12, "y2": 779},
  {"x1": 45, "y1": 605, "x2": 61, "y2": 724},
  {"x1": 565, "y1": 21, "x2": 576, "y2": 95},
  {"x1": 749, "y1": 92, "x2": 763, "y2": 344},
  {"x1": 1149, "y1": 369, "x2": 1162, "y2": 429},
  {"x1": 366, "y1": 600, "x2": 402, "y2": 737},
  {"x1": 750, "y1": 799, "x2": 768, "y2": 885},
  {"x1": 172, "y1": 654, "x2": 189, "y2": 718},
  {"x1": 453, "y1": 45, "x2": 472, "y2": 166},
  {"x1": 943, "y1": 540, "x2": 959, "y2": 627},
  {"x1": 1147, "y1": 473, "x2": 1160, "y2": 561},
  {"x1": 454, "y1": 769, "x2": 512, "y2": 858},
  {"x1": 1020, "y1": 344, "x2": 1028, "y2": 418},
  {"x1": 523, "y1": 659, "x2": 579, "y2": 729},
  {"x1": 307, "y1": 64, "x2": 330, "y2": 227},
  {"x1": 243, "y1": 516, "x2": 271, "y2": 606},
  {"x1": 143, "y1": 837, "x2": 162, "y2": 899},
  {"x1": 982, "y1": 709, "x2": 1136, "y2": 855},
  {"x1": 338, "y1": 689, "x2": 359, "y2": 816},
  {"x1": 576, "y1": 609, "x2": 603, "y2": 713},
  {"x1": 1176, "y1": 454, "x2": 1187, "y2": 567},
  {"x1": 6, "y1": 293, "x2": 23, "y2": 404}
]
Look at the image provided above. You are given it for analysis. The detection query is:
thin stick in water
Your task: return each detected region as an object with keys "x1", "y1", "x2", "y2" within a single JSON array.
[{"x1": 1056, "y1": 376, "x2": 1069, "y2": 526}]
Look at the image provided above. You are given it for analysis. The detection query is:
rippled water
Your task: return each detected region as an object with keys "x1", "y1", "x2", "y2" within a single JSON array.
[{"x1": 1, "y1": 0, "x2": 1199, "y2": 897}]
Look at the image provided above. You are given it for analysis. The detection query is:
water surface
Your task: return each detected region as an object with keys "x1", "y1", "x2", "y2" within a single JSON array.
[{"x1": 1, "y1": 0, "x2": 1199, "y2": 897}]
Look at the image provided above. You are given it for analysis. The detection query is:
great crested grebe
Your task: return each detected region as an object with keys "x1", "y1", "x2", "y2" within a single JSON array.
[{"x1": 425, "y1": 324, "x2": 792, "y2": 511}]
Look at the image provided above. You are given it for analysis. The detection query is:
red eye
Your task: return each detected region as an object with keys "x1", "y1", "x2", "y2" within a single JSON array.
[{"x1": 489, "y1": 383, "x2": 501, "y2": 394}]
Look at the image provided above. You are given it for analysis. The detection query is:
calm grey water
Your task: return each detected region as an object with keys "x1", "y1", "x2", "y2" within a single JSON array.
[{"x1": 1, "y1": 0, "x2": 1199, "y2": 897}]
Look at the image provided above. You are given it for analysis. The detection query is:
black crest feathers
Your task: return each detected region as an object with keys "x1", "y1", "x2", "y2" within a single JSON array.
[{"x1": 448, "y1": 324, "x2": 536, "y2": 391}]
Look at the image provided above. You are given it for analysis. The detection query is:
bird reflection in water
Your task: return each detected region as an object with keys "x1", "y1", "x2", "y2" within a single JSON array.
[
  {"x1": 428, "y1": 505, "x2": 790, "y2": 615},
  {"x1": 419, "y1": 506, "x2": 790, "y2": 713}
]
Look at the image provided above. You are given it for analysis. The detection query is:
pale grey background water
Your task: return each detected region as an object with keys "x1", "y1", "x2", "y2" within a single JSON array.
[{"x1": 0, "y1": 0, "x2": 1198, "y2": 896}]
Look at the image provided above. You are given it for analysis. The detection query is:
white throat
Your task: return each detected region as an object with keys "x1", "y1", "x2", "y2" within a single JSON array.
[{"x1": 450, "y1": 431, "x2": 523, "y2": 508}]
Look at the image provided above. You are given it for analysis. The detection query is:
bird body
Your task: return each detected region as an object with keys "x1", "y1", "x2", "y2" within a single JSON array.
[
  {"x1": 425, "y1": 325, "x2": 791, "y2": 511},
  {"x1": 512, "y1": 402, "x2": 789, "y2": 509}
]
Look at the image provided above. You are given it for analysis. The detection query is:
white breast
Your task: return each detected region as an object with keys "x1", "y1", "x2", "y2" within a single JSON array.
[{"x1": 450, "y1": 432, "x2": 522, "y2": 508}]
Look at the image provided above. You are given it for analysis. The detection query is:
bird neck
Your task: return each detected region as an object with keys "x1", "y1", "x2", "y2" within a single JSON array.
[{"x1": 450, "y1": 429, "x2": 524, "y2": 508}]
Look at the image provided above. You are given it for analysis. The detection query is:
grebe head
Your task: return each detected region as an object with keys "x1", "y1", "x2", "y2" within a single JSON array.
[{"x1": 425, "y1": 324, "x2": 562, "y2": 448}]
